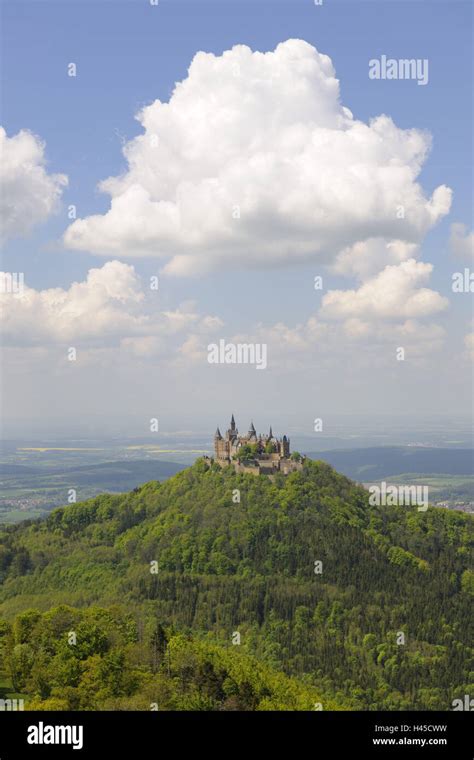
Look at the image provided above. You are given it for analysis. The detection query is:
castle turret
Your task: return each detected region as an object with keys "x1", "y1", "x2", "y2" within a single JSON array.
[
  {"x1": 248, "y1": 421, "x2": 257, "y2": 440},
  {"x1": 281, "y1": 434, "x2": 290, "y2": 458},
  {"x1": 226, "y1": 414, "x2": 238, "y2": 439},
  {"x1": 214, "y1": 426, "x2": 229, "y2": 460}
]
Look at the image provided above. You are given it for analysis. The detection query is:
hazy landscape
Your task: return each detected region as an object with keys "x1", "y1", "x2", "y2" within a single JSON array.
[{"x1": 1, "y1": 434, "x2": 472, "y2": 523}]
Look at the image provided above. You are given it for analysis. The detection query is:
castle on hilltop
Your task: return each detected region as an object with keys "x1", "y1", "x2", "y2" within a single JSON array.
[{"x1": 213, "y1": 415, "x2": 305, "y2": 476}]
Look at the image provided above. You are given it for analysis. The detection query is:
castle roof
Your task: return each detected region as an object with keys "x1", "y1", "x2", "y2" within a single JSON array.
[
  {"x1": 248, "y1": 421, "x2": 257, "y2": 439},
  {"x1": 215, "y1": 427, "x2": 222, "y2": 439}
]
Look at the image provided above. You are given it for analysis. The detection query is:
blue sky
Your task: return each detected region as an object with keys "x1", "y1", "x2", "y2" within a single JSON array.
[{"x1": 1, "y1": 0, "x2": 472, "y2": 436}]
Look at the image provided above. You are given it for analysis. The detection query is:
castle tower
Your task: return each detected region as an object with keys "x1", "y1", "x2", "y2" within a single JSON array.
[
  {"x1": 227, "y1": 414, "x2": 238, "y2": 440},
  {"x1": 248, "y1": 421, "x2": 257, "y2": 440},
  {"x1": 214, "y1": 426, "x2": 228, "y2": 460},
  {"x1": 280, "y1": 434, "x2": 290, "y2": 458}
]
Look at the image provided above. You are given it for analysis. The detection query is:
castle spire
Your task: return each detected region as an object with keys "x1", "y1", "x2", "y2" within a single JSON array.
[
  {"x1": 215, "y1": 427, "x2": 222, "y2": 439},
  {"x1": 269, "y1": 426, "x2": 273, "y2": 438},
  {"x1": 230, "y1": 414, "x2": 236, "y2": 431}
]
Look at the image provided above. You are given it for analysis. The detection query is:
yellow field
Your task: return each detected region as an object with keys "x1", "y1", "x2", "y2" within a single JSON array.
[{"x1": 17, "y1": 448, "x2": 105, "y2": 452}]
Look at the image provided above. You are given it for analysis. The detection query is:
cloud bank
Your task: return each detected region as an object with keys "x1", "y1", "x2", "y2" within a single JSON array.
[{"x1": 0, "y1": 261, "x2": 221, "y2": 351}]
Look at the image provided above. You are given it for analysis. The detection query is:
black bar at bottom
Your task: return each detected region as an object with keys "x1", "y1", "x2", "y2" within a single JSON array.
[{"x1": 0, "y1": 710, "x2": 472, "y2": 758}]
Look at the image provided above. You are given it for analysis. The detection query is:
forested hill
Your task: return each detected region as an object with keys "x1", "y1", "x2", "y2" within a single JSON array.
[{"x1": 0, "y1": 458, "x2": 473, "y2": 711}]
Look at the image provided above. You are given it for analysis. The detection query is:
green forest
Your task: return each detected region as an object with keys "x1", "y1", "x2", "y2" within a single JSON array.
[{"x1": 0, "y1": 458, "x2": 473, "y2": 710}]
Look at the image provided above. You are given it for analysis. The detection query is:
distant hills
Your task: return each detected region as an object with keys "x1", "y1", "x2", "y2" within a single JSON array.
[{"x1": 309, "y1": 446, "x2": 474, "y2": 480}]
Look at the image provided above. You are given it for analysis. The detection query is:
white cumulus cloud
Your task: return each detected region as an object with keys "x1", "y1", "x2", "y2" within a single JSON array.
[
  {"x1": 63, "y1": 39, "x2": 451, "y2": 275},
  {"x1": 320, "y1": 259, "x2": 449, "y2": 321},
  {"x1": 331, "y1": 238, "x2": 419, "y2": 280},
  {"x1": 0, "y1": 261, "x2": 221, "y2": 349},
  {"x1": 0, "y1": 127, "x2": 68, "y2": 244}
]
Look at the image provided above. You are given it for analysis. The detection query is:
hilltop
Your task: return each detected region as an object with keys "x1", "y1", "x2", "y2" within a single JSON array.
[{"x1": 0, "y1": 458, "x2": 473, "y2": 710}]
